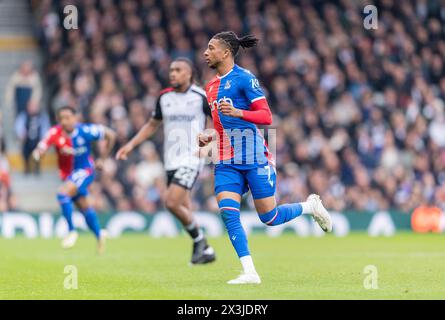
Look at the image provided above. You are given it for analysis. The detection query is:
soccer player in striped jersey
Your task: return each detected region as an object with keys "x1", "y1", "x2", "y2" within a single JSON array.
[
  {"x1": 33, "y1": 106, "x2": 116, "y2": 254},
  {"x1": 200, "y1": 31, "x2": 333, "y2": 284}
]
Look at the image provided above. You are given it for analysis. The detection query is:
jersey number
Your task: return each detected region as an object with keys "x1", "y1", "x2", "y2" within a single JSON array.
[
  {"x1": 264, "y1": 165, "x2": 274, "y2": 187},
  {"x1": 174, "y1": 167, "x2": 197, "y2": 189}
]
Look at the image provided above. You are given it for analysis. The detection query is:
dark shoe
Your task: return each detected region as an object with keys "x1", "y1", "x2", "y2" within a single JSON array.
[{"x1": 190, "y1": 238, "x2": 216, "y2": 265}]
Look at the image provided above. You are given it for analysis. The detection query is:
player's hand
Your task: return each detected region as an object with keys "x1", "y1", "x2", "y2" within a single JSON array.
[
  {"x1": 95, "y1": 158, "x2": 105, "y2": 171},
  {"x1": 32, "y1": 149, "x2": 42, "y2": 162},
  {"x1": 219, "y1": 101, "x2": 243, "y2": 118},
  {"x1": 116, "y1": 143, "x2": 133, "y2": 161},
  {"x1": 198, "y1": 133, "x2": 213, "y2": 147}
]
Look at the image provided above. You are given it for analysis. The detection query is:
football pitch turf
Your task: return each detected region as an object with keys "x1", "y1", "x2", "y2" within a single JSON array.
[{"x1": 1, "y1": 233, "x2": 444, "y2": 299}]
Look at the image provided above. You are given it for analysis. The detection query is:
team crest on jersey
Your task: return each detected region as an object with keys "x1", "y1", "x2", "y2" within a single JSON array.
[{"x1": 224, "y1": 80, "x2": 231, "y2": 89}]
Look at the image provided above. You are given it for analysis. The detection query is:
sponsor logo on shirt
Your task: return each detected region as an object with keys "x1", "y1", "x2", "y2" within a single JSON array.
[
  {"x1": 210, "y1": 96, "x2": 233, "y2": 112},
  {"x1": 167, "y1": 115, "x2": 196, "y2": 121},
  {"x1": 251, "y1": 78, "x2": 260, "y2": 89},
  {"x1": 73, "y1": 146, "x2": 88, "y2": 155}
]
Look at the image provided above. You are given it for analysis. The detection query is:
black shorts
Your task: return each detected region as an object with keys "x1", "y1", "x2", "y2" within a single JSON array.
[{"x1": 166, "y1": 167, "x2": 199, "y2": 190}]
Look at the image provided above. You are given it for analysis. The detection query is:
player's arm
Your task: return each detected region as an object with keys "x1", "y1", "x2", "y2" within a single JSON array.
[
  {"x1": 239, "y1": 98, "x2": 272, "y2": 125},
  {"x1": 218, "y1": 98, "x2": 272, "y2": 125},
  {"x1": 219, "y1": 74, "x2": 272, "y2": 125},
  {"x1": 203, "y1": 93, "x2": 213, "y2": 129},
  {"x1": 116, "y1": 95, "x2": 164, "y2": 160},
  {"x1": 116, "y1": 118, "x2": 162, "y2": 160},
  {"x1": 198, "y1": 116, "x2": 217, "y2": 147},
  {"x1": 32, "y1": 129, "x2": 54, "y2": 161},
  {"x1": 94, "y1": 126, "x2": 117, "y2": 170},
  {"x1": 198, "y1": 94, "x2": 217, "y2": 147},
  {"x1": 101, "y1": 126, "x2": 117, "y2": 158}
]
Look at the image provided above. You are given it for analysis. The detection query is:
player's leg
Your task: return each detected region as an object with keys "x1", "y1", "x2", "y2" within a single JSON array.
[
  {"x1": 164, "y1": 169, "x2": 215, "y2": 264},
  {"x1": 74, "y1": 195, "x2": 107, "y2": 254},
  {"x1": 164, "y1": 184, "x2": 195, "y2": 229},
  {"x1": 248, "y1": 165, "x2": 332, "y2": 232},
  {"x1": 74, "y1": 196, "x2": 100, "y2": 239},
  {"x1": 217, "y1": 190, "x2": 260, "y2": 284},
  {"x1": 215, "y1": 165, "x2": 260, "y2": 284},
  {"x1": 183, "y1": 192, "x2": 216, "y2": 264},
  {"x1": 73, "y1": 169, "x2": 107, "y2": 253},
  {"x1": 253, "y1": 195, "x2": 304, "y2": 223},
  {"x1": 23, "y1": 143, "x2": 31, "y2": 175},
  {"x1": 57, "y1": 179, "x2": 79, "y2": 248}
]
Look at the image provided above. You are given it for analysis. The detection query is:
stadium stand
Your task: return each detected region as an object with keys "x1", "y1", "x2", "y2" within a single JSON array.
[{"x1": 18, "y1": 0, "x2": 445, "y2": 213}]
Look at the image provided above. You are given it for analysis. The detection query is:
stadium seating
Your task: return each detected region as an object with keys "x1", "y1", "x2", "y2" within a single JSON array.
[{"x1": 28, "y1": 0, "x2": 445, "y2": 213}]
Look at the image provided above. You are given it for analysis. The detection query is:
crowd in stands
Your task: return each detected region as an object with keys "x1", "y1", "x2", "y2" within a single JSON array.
[{"x1": 7, "y1": 0, "x2": 442, "y2": 213}]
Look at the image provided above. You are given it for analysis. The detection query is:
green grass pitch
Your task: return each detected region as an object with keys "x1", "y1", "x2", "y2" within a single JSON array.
[{"x1": 1, "y1": 233, "x2": 444, "y2": 299}]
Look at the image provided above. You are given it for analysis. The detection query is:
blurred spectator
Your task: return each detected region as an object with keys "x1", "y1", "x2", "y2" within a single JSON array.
[
  {"x1": 14, "y1": 100, "x2": 50, "y2": 175},
  {"x1": 31, "y1": 0, "x2": 445, "y2": 213},
  {"x1": 5, "y1": 61, "x2": 42, "y2": 118}
]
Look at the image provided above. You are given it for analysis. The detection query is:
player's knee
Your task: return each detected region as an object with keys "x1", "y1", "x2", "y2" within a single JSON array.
[
  {"x1": 81, "y1": 207, "x2": 95, "y2": 215},
  {"x1": 57, "y1": 192, "x2": 71, "y2": 204},
  {"x1": 218, "y1": 198, "x2": 241, "y2": 226},
  {"x1": 258, "y1": 207, "x2": 278, "y2": 226},
  {"x1": 164, "y1": 196, "x2": 180, "y2": 212},
  {"x1": 57, "y1": 185, "x2": 67, "y2": 195},
  {"x1": 58, "y1": 183, "x2": 76, "y2": 197}
]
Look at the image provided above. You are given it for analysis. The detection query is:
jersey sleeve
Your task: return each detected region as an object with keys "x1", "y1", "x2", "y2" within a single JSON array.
[
  {"x1": 152, "y1": 96, "x2": 163, "y2": 120},
  {"x1": 83, "y1": 124, "x2": 105, "y2": 142},
  {"x1": 201, "y1": 94, "x2": 212, "y2": 118},
  {"x1": 241, "y1": 72, "x2": 266, "y2": 104},
  {"x1": 239, "y1": 71, "x2": 272, "y2": 125},
  {"x1": 241, "y1": 98, "x2": 273, "y2": 125},
  {"x1": 37, "y1": 127, "x2": 57, "y2": 151}
]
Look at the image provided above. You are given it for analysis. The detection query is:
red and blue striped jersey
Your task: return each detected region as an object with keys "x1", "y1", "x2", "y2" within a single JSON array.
[
  {"x1": 205, "y1": 64, "x2": 274, "y2": 168},
  {"x1": 38, "y1": 123, "x2": 104, "y2": 180}
]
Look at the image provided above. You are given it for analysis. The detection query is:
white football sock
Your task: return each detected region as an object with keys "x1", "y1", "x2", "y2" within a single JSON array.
[
  {"x1": 240, "y1": 255, "x2": 257, "y2": 274},
  {"x1": 300, "y1": 201, "x2": 312, "y2": 214}
]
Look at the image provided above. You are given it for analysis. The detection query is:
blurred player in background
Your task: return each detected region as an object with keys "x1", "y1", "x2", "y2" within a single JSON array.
[
  {"x1": 33, "y1": 106, "x2": 116, "y2": 254},
  {"x1": 116, "y1": 58, "x2": 216, "y2": 265},
  {"x1": 200, "y1": 31, "x2": 333, "y2": 284}
]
